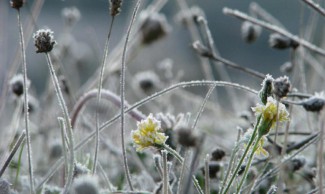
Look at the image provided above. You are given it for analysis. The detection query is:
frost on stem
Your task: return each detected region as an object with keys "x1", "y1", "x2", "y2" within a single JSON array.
[{"x1": 33, "y1": 29, "x2": 56, "y2": 53}]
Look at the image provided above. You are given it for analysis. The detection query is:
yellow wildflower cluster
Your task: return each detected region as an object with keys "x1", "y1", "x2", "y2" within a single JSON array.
[{"x1": 131, "y1": 114, "x2": 168, "y2": 152}]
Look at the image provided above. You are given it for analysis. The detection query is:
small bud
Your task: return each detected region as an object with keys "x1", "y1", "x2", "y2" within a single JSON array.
[
  {"x1": 280, "y1": 61, "x2": 293, "y2": 73},
  {"x1": 10, "y1": 0, "x2": 24, "y2": 9},
  {"x1": 33, "y1": 29, "x2": 56, "y2": 53},
  {"x1": 9, "y1": 74, "x2": 30, "y2": 97},
  {"x1": 139, "y1": 11, "x2": 171, "y2": 45},
  {"x1": 0, "y1": 179, "x2": 11, "y2": 194},
  {"x1": 269, "y1": 33, "x2": 299, "y2": 50},
  {"x1": 241, "y1": 21, "x2": 261, "y2": 43},
  {"x1": 134, "y1": 71, "x2": 161, "y2": 92},
  {"x1": 273, "y1": 76, "x2": 291, "y2": 99},
  {"x1": 176, "y1": 127, "x2": 199, "y2": 147},
  {"x1": 259, "y1": 74, "x2": 274, "y2": 105},
  {"x1": 109, "y1": 0, "x2": 122, "y2": 16},
  {"x1": 210, "y1": 148, "x2": 226, "y2": 161},
  {"x1": 300, "y1": 95, "x2": 325, "y2": 112},
  {"x1": 71, "y1": 175, "x2": 99, "y2": 194},
  {"x1": 192, "y1": 41, "x2": 213, "y2": 57},
  {"x1": 62, "y1": 7, "x2": 81, "y2": 27}
]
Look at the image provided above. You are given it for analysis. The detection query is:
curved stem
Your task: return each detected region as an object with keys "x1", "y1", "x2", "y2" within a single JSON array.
[
  {"x1": 94, "y1": 16, "x2": 115, "y2": 174},
  {"x1": 17, "y1": 9, "x2": 34, "y2": 194},
  {"x1": 45, "y1": 53, "x2": 74, "y2": 194},
  {"x1": 120, "y1": 0, "x2": 141, "y2": 190}
]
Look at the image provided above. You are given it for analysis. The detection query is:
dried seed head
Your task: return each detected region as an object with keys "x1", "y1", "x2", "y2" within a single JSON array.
[
  {"x1": 0, "y1": 179, "x2": 11, "y2": 194},
  {"x1": 62, "y1": 7, "x2": 81, "y2": 27},
  {"x1": 10, "y1": 0, "x2": 24, "y2": 9},
  {"x1": 192, "y1": 41, "x2": 213, "y2": 57},
  {"x1": 280, "y1": 61, "x2": 293, "y2": 73},
  {"x1": 176, "y1": 126, "x2": 199, "y2": 147},
  {"x1": 134, "y1": 71, "x2": 161, "y2": 92},
  {"x1": 259, "y1": 74, "x2": 274, "y2": 105},
  {"x1": 22, "y1": 95, "x2": 39, "y2": 114},
  {"x1": 139, "y1": 11, "x2": 171, "y2": 45},
  {"x1": 290, "y1": 156, "x2": 306, "y2": 172},
  {"x1": 9, "y1": 74, "x2": 30, "y2": 97},
  {"x1": 300, "y1": 93, "x2": 325, "y2": 112},
  {"x1": 71, "y1": 175, "x2": 99, "y2": 194},
  {"x1": 73, "y1": 162, "x2": 90, "y2": 178},
  {"x1": 269, "y1": 33, "x2": 299, "y2": 50},
  {"x1": 33, "y1": 29, "x2": 56, "y2": 53},
  {"x1": 211, "y1": 148, "x2": 226, "y2": 161},
  {"x1": 241, "y1": 21, "x2": 262, "y2": 43},
  {"x1": 49, "y1": 140, "x2": 62, "y2": 159},
  {"x1": 109, "y1": 0, "x2": 122, "y2": 16},
  {"x1": 175, "y1": 6, "x2": 205, "y2": 26},
  {"x1": 273, "y1": 76, "x2": 291, "y2": 99}
]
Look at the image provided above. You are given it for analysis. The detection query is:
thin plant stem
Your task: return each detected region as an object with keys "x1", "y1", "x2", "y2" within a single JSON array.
[
  {"x1": 98, "y1": 162, "x2": 114, "y2": 192},
  {"x1": 176, "y1": 151, "x2": 188, "y2": 194},
  {"x1": 236, "y1": 135, "x2": 261, "y2": 194},
  {"x1": 222, "y1": 116, "x2": 261, "y2": 194},
  {"x1": 204, "y1": 154, "x2": 210, "y2": 194},
  {"x1": 162, "y1": 150, "x2": 168, "y2": 194},
  {"x1": 223, "y1": 7, "x2": 325, "y2": 57},
  {"x1": 15, "y1": 140, "x2": 25, "y2": 187},
  {"x1": 162, "y1": 145, "x2": 204, "y2": 194},
  {"x1": 120, "y1": 0, "x2": 141, "y2": 190},
  {"x1": 45, "y1": 53, "x2": 74, "y2": 194},
  {"x1": 58, "y1": 117, "x2": 68, "y2": 182},
  {"x1": 17, "y1": 9, "x2": 34, "y2": 194},
  {"x1": 318, "y1": 111, "x2": 324, "y2": 194},
  {"x1": 94, "y1": 16, "x2": 115, "y2": 174},
  {"x1": 302, "y1": 0, "x2": 325, "y2": 17},
  {"x1": 0, "y1": 130, "x2": 26, "y2": 177}
]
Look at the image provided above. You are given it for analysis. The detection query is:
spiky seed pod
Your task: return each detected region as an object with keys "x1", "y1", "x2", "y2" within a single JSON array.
[
  {"x1": 211, "y1": 148, "x2": 226, "y2": 161},
  {"x1": 71, "y1": 175, "x2": 99, "y2": 194},
  {"x1": 139, "y1": 11, "x2": 171, "y2": 45},
  {"x1": 10, "y1": 0, "x2": 24, "y2": 9},
  {"x1": 62, "y1": 7, "x2": 81, "y2": 27},
  {"x1": 300, "y1": 95, "x2": 325, "y2": 112},
  {"x1": 273, "y1": 76, "x2": 291, "y2": 99},
  {"x1": 110, "y1": 0, "x2": 122, "y2": 16},
  {"x1": 241, "y1": 21, "x2": 261, "y2": 43},
  {"x1": 33, "y1": 29, "x2": 56, "y2": 53},
  {"x1": 9, "y1": 74, "x2": 30, "y2": 97},
  {"x1": 176, "y1": 126, "x2": 199, "y2": 147},
  {"x1": 269, "y1": 33, "x2": 299, "y2": 50}
]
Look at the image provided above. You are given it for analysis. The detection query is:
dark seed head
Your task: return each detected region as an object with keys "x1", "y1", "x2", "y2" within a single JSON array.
[
  {"x1": 211, "y1": 148, "x2": 226, "y2": 161},
  {"x1": 10, "y1": 0, "x2": 24, "y2": 9}
]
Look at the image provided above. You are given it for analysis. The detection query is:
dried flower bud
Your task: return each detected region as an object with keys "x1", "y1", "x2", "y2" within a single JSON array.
[
  {"x1": 201, "y1": 161, "x2": 220, "y2": 178},
  {"x1": 33, "y1": 29, "x2": 56, "y2": 53},
  {"x1": 74, "y1": 162, "x2": 90, "y2": 178},
  {"x1": 241, "y1": 21, "x2": 261, "y2": 43},
  {"x1": 0, "y1": 179, "x2": 10, "y2": 194},
  {"x1": 71, "y1": 175, "x2": 99, "y2": 194},
  {"x1": 300, "y1": 94, "x2": 325, "y2": 112},
  {"x1": 10, "y1": 0, "x2": 24, "y2": 9},
  {"x1": 290, "y1": 156, "x2": 306, "y2": 172},
  {"x1": 273, "y1": 76, "x2": 291, "y2": 99},
  {"x1": 269, "y1": 33, "x2": 299, "y2": 50},
  {"x1": 259, "y1": 74, "x2": 274, "y2": 105},
  {"x1": 9, "y1": 74, "x2": 30, "y2": 97},
  {"x1": 134, "y1": 71, "x2": 161, "y2": 92},
  {"x1": 62, "y1": 7, "x2": 81, "y2": 27},
  {"x1": 192, "y1": 41, "x2": 213, "y2": 57},
  {"x1": 211, "y1": 148, "x2": 226, "y2": 161},
  {"x1": 139, "y1": 11, "x2": 171, "y2": 45},
  {"x1": 280, "y1": 61, "x2": 293, "y2": 73},
  {"x1": 176, "y1": 126, "x2": 199, "y2": 147},
  {"x1": 110, "y1": 0, "x2": 122, "y2": 16}
]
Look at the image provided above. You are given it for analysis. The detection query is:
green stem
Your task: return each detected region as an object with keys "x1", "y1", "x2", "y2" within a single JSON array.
[
  {"x1": 236, "y1": 135, "x2": 261, "y2": 194},
  {"x1": 162, "y1": 145, "x2": 204, "y2": 194},
  {"x1": 222, "y1": 115, "x2": 261, "y2": 194}
]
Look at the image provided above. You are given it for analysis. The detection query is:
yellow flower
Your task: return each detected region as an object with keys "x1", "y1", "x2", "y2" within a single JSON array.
[
  {"x1": 252, "y1": 97, "x2": 289, "y2": 136},
  {"x1": 131, "y1": 114, "x2": 168, "y2": 152}
]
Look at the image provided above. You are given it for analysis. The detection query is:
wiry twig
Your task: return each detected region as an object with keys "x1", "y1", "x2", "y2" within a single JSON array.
[
  {"x1": 120, "y1": 0, "x2": 141, "y2": 190},
  {"x1": 302, "y1": 0, "x2": 325, "y2": 17},
  {"x1": 223, "y1": 7, "x2": 325, "y2": 57}
]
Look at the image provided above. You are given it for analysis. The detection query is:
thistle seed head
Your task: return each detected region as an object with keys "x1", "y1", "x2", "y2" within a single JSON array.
[
  {"x1": 10, "y1": 0, "x2": 24, "y2": 9},
  {"x1": 9, "y1": 74, "x2": 30, "y2": 97},
  {"x1": 273, "y1": 76, "x2": 291, "y2": 99},
  {"x1": 241, "y1": 21, "x2": 262, "y2": 43},
  {"x1": 110, "y1": 0, "x2": 122, "y2": 16},
  {"x1": 33, "y1": 29, "x2": 56, "y2": 53}
]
